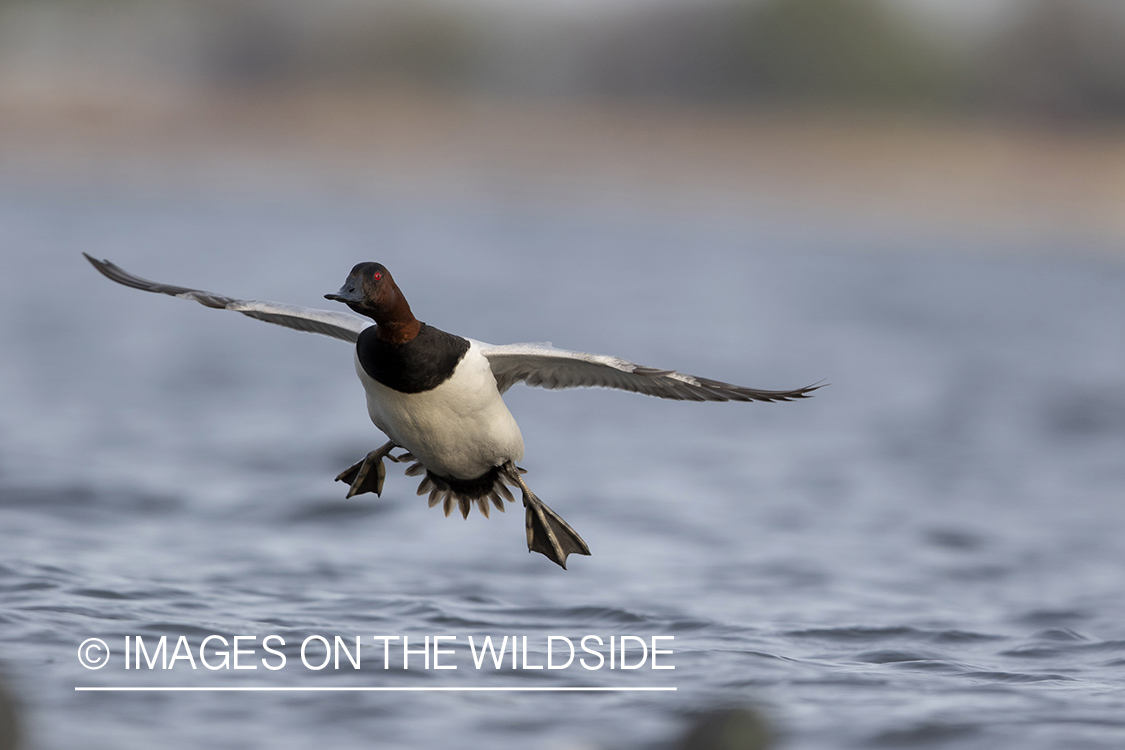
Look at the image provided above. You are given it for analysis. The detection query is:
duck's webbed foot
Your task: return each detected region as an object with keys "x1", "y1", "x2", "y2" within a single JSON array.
[
  {"x1": 336, "y1": 441, "x2": 401, "y2": 498},
  {"x1": 502, "y1": 462, "x2": 591, "y2": 569}
]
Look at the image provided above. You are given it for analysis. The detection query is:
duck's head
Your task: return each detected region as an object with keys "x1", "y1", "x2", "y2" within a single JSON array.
[{"x1": 326, "y1": 263, "x2": 419, "y2": 337}]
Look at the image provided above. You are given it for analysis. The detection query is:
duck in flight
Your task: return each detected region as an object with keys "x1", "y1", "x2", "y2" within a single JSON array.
[{"x1": 84, "y1": 254, "x2": 821, "y2": 568}]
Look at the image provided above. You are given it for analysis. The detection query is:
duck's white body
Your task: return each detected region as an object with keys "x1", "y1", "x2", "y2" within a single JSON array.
[{"x1": 355, "y1": 340, "x2": 524, "y2": 481}]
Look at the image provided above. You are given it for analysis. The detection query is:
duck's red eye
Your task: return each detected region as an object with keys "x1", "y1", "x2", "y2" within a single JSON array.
[{"x1": 373, "y1": 272, "x2": 382, "y2": 281}]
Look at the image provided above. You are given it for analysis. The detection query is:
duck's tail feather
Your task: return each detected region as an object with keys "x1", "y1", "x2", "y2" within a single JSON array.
[{"x1": 405, "y1": 461, "x2": 515, "y2": 519}]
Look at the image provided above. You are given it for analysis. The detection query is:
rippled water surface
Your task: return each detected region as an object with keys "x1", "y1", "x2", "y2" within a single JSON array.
[{"x1": 1, "y1": 182, "x2": 1124, "y2": 749}]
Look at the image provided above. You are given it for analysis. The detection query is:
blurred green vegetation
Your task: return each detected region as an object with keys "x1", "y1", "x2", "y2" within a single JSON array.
[
  {"x1": 588, "y1": 0, "x2": 961, "y2": 106},
  {"x1": 2, "y1": 0, "x2": 1125, "y2": 119},
  {"x1": 735, "y1": 0, "x2": 958, "y2": 104}
]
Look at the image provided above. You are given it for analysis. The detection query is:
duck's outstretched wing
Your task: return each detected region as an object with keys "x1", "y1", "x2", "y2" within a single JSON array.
[
  {"x1": 83, "y1": 254, "x2": 370, "y2": 343},
  {"x1": 478, "y1": 341, "x2": 823, "y2": 403}
]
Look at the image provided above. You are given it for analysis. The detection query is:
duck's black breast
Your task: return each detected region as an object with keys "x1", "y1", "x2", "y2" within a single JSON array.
[{"x1": 357, "y1": 323, "x2": 471, "y2": 393}]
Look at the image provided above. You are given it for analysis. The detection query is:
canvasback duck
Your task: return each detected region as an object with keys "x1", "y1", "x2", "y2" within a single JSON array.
[{"x1": 84, "y1": 255, "x2": 821, "y2": 568}]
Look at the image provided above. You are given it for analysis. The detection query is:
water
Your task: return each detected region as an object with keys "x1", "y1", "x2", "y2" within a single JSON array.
[{"x1": 1, "y1": 179, "x2": 1124, "y2": 749}]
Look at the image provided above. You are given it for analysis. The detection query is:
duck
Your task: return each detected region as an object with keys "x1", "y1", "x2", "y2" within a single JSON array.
[{"x1": 83, "y1": 254, "x2": 821, "y2": 568}]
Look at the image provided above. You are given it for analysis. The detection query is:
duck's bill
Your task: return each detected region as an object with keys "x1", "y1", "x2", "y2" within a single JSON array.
[{"x1": 325, "y1": 284, "x2": 361, "y2": 304}]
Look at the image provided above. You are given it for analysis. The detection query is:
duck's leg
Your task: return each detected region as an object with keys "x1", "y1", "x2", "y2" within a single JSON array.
[
  {"x1": 336, "y1": 441, "x2": 400, "y2": 498},
  {"x1": 502, "y1": 462, "x2": 591, "y2": 569}
]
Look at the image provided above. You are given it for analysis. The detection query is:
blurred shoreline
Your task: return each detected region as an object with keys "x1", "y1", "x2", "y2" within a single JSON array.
[{"x1": 3, "y1": 79, "x2": 1125, "y2": 250}]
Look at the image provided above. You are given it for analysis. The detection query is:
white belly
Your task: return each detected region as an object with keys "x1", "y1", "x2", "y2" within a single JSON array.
[{"x1": 355, "y1": 341, "x2": 524, "y2": 480}]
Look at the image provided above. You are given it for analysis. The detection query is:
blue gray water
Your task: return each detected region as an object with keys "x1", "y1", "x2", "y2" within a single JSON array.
[{"x1": 1, "y1": 179, "x2": 1124, "y2": 749}]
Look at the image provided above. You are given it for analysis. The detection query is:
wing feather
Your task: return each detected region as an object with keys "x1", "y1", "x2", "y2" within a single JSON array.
[
  {"x1": 85, "y1": 255, "x2": 822, "y2": 402},
  {"x1": 83, "y1": 254, "x2": 370, "y2": 343},
  {"x1": 479, "y1": 342, "x2": 822, "y2": 403}
]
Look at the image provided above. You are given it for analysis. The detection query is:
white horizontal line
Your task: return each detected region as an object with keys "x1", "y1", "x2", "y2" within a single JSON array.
[{"x1": 75, "y1": 686, "x2": 676, "y2": 692}]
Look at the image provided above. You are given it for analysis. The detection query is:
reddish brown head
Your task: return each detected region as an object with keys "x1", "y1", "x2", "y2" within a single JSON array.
[{"x1": 325, "y1": 262, "x2": 421, "y2": 344}]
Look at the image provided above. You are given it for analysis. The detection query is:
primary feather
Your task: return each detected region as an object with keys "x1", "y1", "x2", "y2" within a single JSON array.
[
  {"x1": 478, "y1": 342, "x2": 821, "y2": 402},
  {"x1": 82, "y1": 254, "x2": 368, "y2": 343}
]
